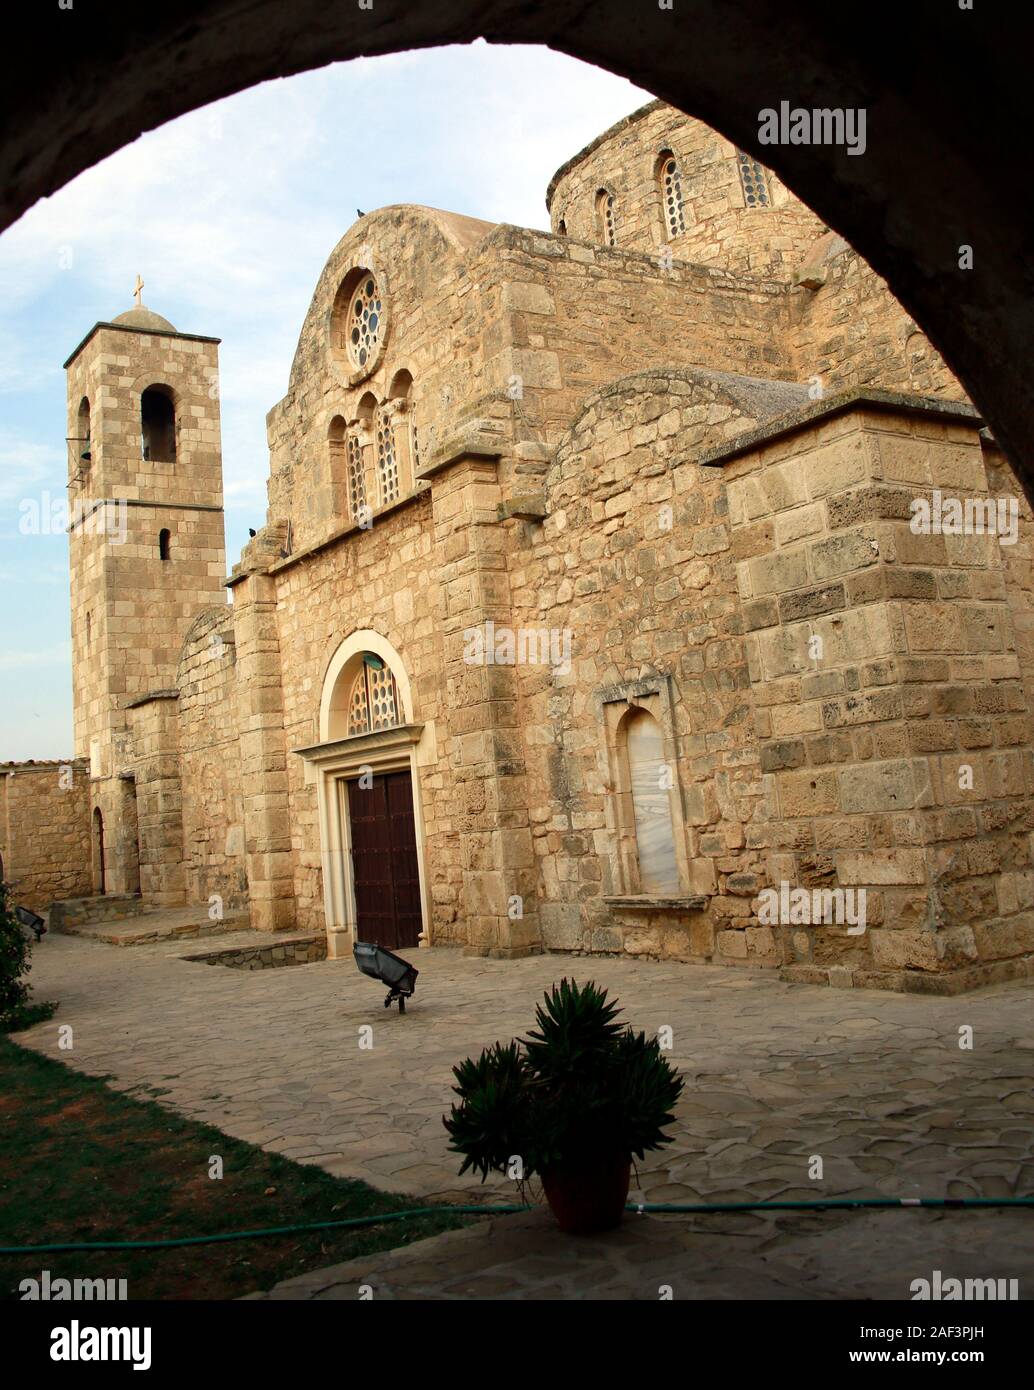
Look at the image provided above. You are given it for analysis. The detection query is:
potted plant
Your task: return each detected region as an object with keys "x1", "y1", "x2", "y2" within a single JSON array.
[{"x1": 443, "y1": 978, "x2": 684, "y2": 1233}]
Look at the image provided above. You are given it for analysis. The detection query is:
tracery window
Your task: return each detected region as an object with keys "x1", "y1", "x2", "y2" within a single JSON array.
[
  {"x1": 347, "y1": 274, "x2": 383, "y2": 371},
  {"x1": 595, "y1": 189, "x2": 617, "y2": 247},
  {"x1": 346, "y1": 654, "x2": 402, "y2": 735},
  {"x1": 737, "y1": 151, "x2": 770, "y2": 207},
  {"x1": 658, "y1": 152, "x2": 685, "y2": 238},
  {"x1": 347, "y1": 432, "x2": 367, "y2": 520},
  {"x1": 376, "y1": 407, "x2": 399, "y2": 506}
]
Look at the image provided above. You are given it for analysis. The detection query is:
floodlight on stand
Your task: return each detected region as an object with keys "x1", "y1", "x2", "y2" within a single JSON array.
[
  {"x1": 353, "y1": 941, "x2": 419, "y2": 1013},
  {"x1": 15, "y1": 905, "x2": 46, "y2": 942}
]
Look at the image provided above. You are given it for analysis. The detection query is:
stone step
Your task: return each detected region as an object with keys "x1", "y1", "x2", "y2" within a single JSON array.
[
  {"x1": 50, "y1": 901, "x2": 253, "y2": 946},
  {"x1": 49, "y1": 894, "x2": 145, "y2": 932}
]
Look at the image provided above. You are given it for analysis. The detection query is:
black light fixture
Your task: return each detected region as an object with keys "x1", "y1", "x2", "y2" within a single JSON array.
[
  {"x1": 353, "y1": 941, "x2": 419, "y2": 1013},
  {"x1": 15, "y1": 906, "x2": 46, "y2": 942}
]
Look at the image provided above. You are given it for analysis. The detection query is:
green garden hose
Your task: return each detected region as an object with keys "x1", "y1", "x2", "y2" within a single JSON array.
[{"x1": 2, "y1": 1195, "x2": 1032, "y2": 1255}]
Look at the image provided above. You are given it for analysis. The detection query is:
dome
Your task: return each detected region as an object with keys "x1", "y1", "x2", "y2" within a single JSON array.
[{"x1": 111, "y1": 304, "x2": 177, "y2": 333}]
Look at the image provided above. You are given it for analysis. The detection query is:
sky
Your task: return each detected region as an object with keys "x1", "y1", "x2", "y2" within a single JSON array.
[{"x1": 0, "y1": 43, "x2": 650, "y2": 761}]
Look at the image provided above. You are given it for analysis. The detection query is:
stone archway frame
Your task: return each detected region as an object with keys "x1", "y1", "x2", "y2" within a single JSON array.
[
  {"x1": 6, "y1": 5, "x2": 1034, "y2": 503},
  {"x1": 594, "y1": 673, "x2": 693, "y2": 901},
  {"x1": 318, "y1": 629, "x2": 416, "y2": 742},
  {"x1": 296, "y1": 630, "x2": 436, "y2": 958}
]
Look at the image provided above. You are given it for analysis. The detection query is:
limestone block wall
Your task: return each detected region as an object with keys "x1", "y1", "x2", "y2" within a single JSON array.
[
  {"x1": 176, "y1": 606, "x2": 247, "y2": 912},
  {"x1": 66, "y1": 324, "x2": 227, "y2": 767},
  {"x1": 546, "y1": 101, "x2": 824, "y2": 277},
  {"x1": 0, "y1": 760, "x2": 91, "y2": 911},
  {"x1": 511, "y1": 367, "x2": 809, "y2": 961},
  {"x1": 790, "y1": 236, "x2": 962, "y2": 402},
  {"x1": 269, "y1": 492, "x2": 462, "y2": 940},
  {"x1": 262, "y1": 204, "x2": 801, "y2": 562},
  {"x1": 464, "y1": 226, "x2": 797, "y2": 469},
  {"x1": 265, "y1": 206, "x2": 500, "y2": 554},
  {"x1": 125, "y1": 693, "x2": 185, "y2": 905},
  {"x1": 65, "y1": 324, "x2": 223, "y2": 505},
  {"x1": 985, "y1": 439, "x2": 1034, "y2": 715},
  {"x1": 723, "y1": 393, "x2": 1034, "y2": 990}
]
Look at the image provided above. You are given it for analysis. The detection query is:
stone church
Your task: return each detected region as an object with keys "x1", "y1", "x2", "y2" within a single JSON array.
[{"x1": 9, "y1": 99, "x2": 1034, "y2": 994}]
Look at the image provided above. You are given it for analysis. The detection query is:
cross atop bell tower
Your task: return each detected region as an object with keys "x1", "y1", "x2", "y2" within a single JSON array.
[{"x1": 133, "y1": 273, "x2": 144, "y2": 305}]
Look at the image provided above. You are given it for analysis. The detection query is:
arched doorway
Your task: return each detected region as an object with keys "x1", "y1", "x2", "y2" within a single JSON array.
[
  {"x1": 296, "y1": 631, "x2": 431, "y2": 958},
  {"x1": 92, "y1": 806, "x2": 105, "y2": 895}
]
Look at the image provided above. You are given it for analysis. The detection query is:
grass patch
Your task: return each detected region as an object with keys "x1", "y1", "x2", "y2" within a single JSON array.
[{"x1": 0, "y1": 1038, "x2": 469, "y2": 1300}]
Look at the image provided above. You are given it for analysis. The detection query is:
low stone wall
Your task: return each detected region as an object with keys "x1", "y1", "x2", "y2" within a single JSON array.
[
  {"x1": 183, "y1": 933, "x2": 326, "y2": 970},
  {"x1": 49, "y1": 893, "x2": 143, "y2": 932},
  {"x1": 1, "y1": 760, "x2": 91, "y2": 912}
]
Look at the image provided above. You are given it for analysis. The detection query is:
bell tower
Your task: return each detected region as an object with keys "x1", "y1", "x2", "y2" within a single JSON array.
[{"x1": 64, "y1": 284, "x2": 227, "y2": 897}]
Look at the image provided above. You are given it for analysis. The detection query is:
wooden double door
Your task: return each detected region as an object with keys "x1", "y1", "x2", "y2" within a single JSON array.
[{"x1": 346, "y1": 770, "x2": 422, "y2": 950}]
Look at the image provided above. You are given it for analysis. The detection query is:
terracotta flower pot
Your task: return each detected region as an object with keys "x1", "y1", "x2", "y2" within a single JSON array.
[{"x1": 541, "y1": 1153, "x2": 632, "y2": 1234}]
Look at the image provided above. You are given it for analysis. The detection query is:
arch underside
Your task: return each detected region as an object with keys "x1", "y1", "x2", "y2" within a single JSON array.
[{"x1": 6, "y1": 4, "x2": 1033, "y2": 501}]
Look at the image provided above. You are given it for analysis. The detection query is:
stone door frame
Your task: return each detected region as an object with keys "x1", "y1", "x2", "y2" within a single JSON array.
[{"x1": 295, "y1": 724, "x2": 431, "y2": 959}]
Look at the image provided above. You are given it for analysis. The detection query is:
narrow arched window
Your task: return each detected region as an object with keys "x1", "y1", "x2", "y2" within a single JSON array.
[
  {"x1": 347, "y1": 432, "x2": 367, "y2": 521},
  {"x1": 388, "y1": 369, "x2": 418, "y2": 489},
  {"x1": 141, "y1": 385, "x2": 176, "y2": 462},
  {"x1": 347, "y1": 653, "x2": 401, "y2": 735},
  {"x1": 737, "y1": 150, "x2": 770, "y2": 207},
  {"x1": 77, "y1": 397, "x2": 92, "y2": 466},
  {"x1": 657, "y1": 150, "x2": 685, "y2": 238},
  {"x1": 595, "y1": 189, "x2": 616, "y2": 247},
  {"x1": 158, "y1": 528, "x2": 171, "y2": 560},
  {"x1": 329, "y1": 415, "x2": 357, "y2": 520},
  {"x1": 623, "y1": 709, "x2": 679, "y2": 895},
  {"x1": 376, "y1": 405, "x2": 400, "y2": 507},
  {"x1": 557, "y1": 217, "x2": 567, "y2": 236}
]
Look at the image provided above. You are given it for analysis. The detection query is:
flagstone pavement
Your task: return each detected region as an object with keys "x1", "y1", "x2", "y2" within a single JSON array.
[{"x1": 13, "y1": 932, "x2": 1034, "y2": 1299}]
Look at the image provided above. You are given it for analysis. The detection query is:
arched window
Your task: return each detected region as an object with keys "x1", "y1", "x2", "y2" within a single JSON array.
[
  {"x1": 347, "y1": 653, "x2": 402, "y2": 736},
  {"x1": 657, "y1": 150, "x2": 686, "y2": 238},
  {"x1": 347, "y1": 431, "x2": 367, "y2": 521},
  {"x1": 736, "y1": 150, "x2": 770, "y2": 207},
  {"x1": 85, "y1": 611, "x2": 92, "y2": 645},
  {"x1": 623, "y1": 708, "x2": 680, "y2": 895},
  {"x1": 329, "y1": 414, "x2": 357, "y2": 519},
  {"x1": 557, "y1": 217, "x2": 567, "y2": 236},
  {"x1": 595, "y1": 189, "x2": 616, "y2": 247},
  {"x1": 388, "y1": 369, "x2": 418, "y2": 486},
  {"x1": 92, "y1": 806, "x2": 106, "y2": 894},
  {"x1": 158, "y1": 528, "x2": 171, "y2": 560},
  {"x1": 376, "y1": 405, "x2": 400, "y2": 507},
  {"x1": 77, "y1": 397, "x2": 92, "y2": 465},
  {"x1": 141, "y1": 385, "x2": 176, "y2": 462}
]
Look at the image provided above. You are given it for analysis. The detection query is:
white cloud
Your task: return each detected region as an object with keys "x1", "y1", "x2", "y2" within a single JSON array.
[{"x1": 0, "y1": 640, "x2": 71, "y2": 672}]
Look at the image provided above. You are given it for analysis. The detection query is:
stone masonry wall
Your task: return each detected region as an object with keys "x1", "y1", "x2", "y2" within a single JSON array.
[
  {"x1": 270, "y1": 492, "x2": 462, "y2": 940},
  {"x1": 790, "y1": 237, "x2": 962, "y2": 402},
  {"x1": 546, "y1": 101, "x2": 825, "y2": 277},
  {"x1": 724, "y1": 396, "x2": 1034, "y2": 991},
  {"x1": 0, "y1": 760, "x2": 91, "y2": 911},
  {"x1": 262, "y1": 205, "x2": 803, "y2": 563},
  {"x1": 510, "y1": 368, "x2": 809, "y2": 961},
  {"x1": 177, "y1": 605, "x2": 247, "y2": 912}
]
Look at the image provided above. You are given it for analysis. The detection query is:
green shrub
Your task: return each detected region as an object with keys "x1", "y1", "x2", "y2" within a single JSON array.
[
  {"x1": 0, "y1": 882, "x2": 54, "y2": 1032},
  {"x1": 443, "y1": 978, "x2": 683, "y2": 1182},
  {"x1": 0, "y1": 881, "x2": 31, "y2": 1027}
]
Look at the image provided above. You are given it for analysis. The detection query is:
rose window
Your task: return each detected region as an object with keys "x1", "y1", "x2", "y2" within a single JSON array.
[{"x1": 347, "y1": 275, "x2": 383, "y2": 370}]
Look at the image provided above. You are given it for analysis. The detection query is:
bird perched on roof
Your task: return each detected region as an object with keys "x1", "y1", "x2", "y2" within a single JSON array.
[{"x1": 357, "y1": 209, "x2": 365, "y2": 218}]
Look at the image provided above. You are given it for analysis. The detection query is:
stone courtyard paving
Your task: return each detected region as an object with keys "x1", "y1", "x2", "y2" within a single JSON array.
[{"x1": 14, "y1": 932, "x2": 1034, "y2": 1298}]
